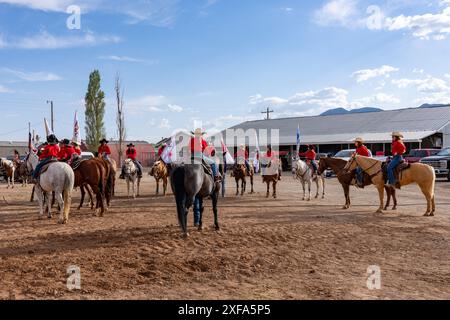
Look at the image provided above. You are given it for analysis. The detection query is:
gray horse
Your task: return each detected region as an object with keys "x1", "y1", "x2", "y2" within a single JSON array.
[
  {"x1": 26, "y1": 152, "x2": 75, "y2": 224},
  {"x1": 170, "y1": 163, "x2": 220, "y2": 236}
]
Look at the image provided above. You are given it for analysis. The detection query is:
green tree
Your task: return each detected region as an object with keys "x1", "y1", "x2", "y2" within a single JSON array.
[{"x1": 84, "y1": 70, "x2": 106, "y2": 152}]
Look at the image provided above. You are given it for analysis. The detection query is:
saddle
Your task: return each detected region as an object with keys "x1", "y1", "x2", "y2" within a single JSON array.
[
  {"x1": 202, "y1": 160, "x2": 213, "y2": 177},
  {"x1": 71, "y1": 157, "x2": 84, "y2": 170},
  {"x1": 35, "y1": 159, "x2": 59, "y2": 179},
  {"x1": 382, "y1": 160, "x2": 410, "y2": 189}
]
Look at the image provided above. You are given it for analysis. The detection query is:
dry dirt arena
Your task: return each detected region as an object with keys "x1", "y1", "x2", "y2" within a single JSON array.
[{"x1": 0, "y1": 172, "x2": 449, "y2": 300}]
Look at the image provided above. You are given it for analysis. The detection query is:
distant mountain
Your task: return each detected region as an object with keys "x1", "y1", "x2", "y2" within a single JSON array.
[
  {"x1": 419, "y1": 103, "x2": 450, "y2": 109},
  {"x1": 320, "y1": 107, "x2": 383, "y2": 116}
]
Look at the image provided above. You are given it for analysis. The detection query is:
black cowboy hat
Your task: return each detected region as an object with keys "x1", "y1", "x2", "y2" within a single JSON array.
[
  {"x1": 47, "y1": 134, "x2": 59, "y2": 145},
  {"x1": 62, "y1": 139, "x2": 71, "y2": 145},
  {"x1": 127, "y1": 143, "x2": 135, "y2": 147},
  {"x1": 99, "y1": 138, "x2": 109, "y2": 144}
]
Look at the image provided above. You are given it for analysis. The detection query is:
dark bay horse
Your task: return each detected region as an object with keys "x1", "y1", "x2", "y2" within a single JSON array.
[
  {"x1": 170, "y1": 164, "x2": 220, "y2": 236},
  {"x1": 232, "y1": 164, "x2": 254, "y2": 196},
  {"x1": 318, "y1": 157, "x2": 397, "y2": 210}
]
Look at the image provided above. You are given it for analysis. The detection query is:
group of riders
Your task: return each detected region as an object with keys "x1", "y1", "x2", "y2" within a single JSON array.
[{"x1": 10, "y1": 126, "x2": 407, "y2": 190}]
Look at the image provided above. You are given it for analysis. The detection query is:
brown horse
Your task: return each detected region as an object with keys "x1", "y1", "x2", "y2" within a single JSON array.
[
  {"x1": 261, "y1": 158, "x2": 281, "y2": 199},
  {"x1": 345, "y1": 155, "x2": 436, "y2": 216},
  {"x1": 149, "y1": 160, "x2": 169, "y2": 195},
  {"x1": 232, "y1": 163, "x2": 254, "y2": 196},
  {"x1": 17, "y1": 161, "x2": 30, "y2": 187},
  {"x1": 0, "y1": 158, "x2": 15, "y2": 188},
  {"x1": 73, "y1": 159, "x2": 107, "y2": 215},
  {"x1": 318, "y1": 157, "x2": 397, "y2": 210},
  {"x1": 98, "y1": 154, "x2": 117, "y2": 197}
]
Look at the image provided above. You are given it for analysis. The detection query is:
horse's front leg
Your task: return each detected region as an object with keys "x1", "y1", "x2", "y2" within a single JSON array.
[
  {"x1": 126, "y1": 179, "x2": 130, "y2": 198},
  {"x1": 273, "y1": 181, "x2": 277, "y2": 199},
  {"x1": 236, "y1": 179, "x2": 239, "y2": 196},
  {"x1": 321, "y1": 176, "x2": 325, "y2": 199},
  {"x1": 301, "y1": 181, "x2": 306, "y2": 201},
  {"x1": 384, "y1": 187, "x2": 391, "y2": 211},
  {"x1": 132, "y1": 178, "x2": 136, "y2": 199},
  {"x1": 156, "y1": 179, "x2": 159, "y2": 195},
  {"x1": 266, "y1": 181, "x2": 270, "y2": 198},
  {"x1": 36, "y1": 187, "x2": 45, "y2": 219},
  {"x1": 250, "y1": 175, "x2": 254, "y2": 194},
  {"x1": 314, "y1": 179, "x2": 320, "y2": 199},
  {"x1": 392, "y1": 189, "x2": 397, "y2": 210},
  {"x1": 137, "y1": 178, "x2": 140, "y2": 197},
  {"x1": 376, "y1": 185, "x2": 384, "y2": 213},
  {"x1": 78, "y1": 185, "x2": 85, "y2": 210},
  {"x1": 307, "y1": 180, "x2": 311, "y2": 201},
  {"x1": 211, "y1": 192, "x2": 220, "y2": 231}
]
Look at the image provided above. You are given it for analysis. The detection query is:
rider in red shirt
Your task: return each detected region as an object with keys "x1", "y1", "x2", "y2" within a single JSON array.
[
  {"x1": 157, "y1": 143, "x2": 167, "y2": 161},
  {"x1": 58, "y1": 139, "x2": 77, "y2": 163},
  {"x1": 189, "y1": 128, "x2": 220, "y2": 181},
  {"x1": 32, "y1": 134, "x2": 60, "y2": 179},
  {"x1": 120, "y1": 143, "x2": 143, "y2": 179},
  {"x1": 299, "y1": 145, "x2": 318, "y2": 173},
  {"x1": 353, "y1": 137, "x2": 371, "y2": 187},
  {"x1": 387, "y1": 132, "x2": 407, "y2": 188},
  {"x1": 236, "y1": 145, "x2": 251, "y2": 174},
  {"x1": 98, "y1": 139, "x2": 111, "y2": 158}
]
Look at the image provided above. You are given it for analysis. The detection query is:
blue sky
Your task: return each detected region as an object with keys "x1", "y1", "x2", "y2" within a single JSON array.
[{"x1": 1, "y1": 0, "x2": 450, "y2": 142}]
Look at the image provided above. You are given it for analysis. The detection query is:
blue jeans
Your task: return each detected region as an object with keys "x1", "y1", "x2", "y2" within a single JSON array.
[
  {"x1": 32, "y1": 157, "x2": 53, "y2": 179},
  {"x1": 356, "y1": 167, "x2": 363, "y2": 185},
  {"x1": 388, "y1": 155, "x2": 403, "y2": 185},
  {"x1": 193, "y1": 197, "x2": 203, "y2": 225},
  {"x1": 203, "y1": 156, "x2": 218, "y2": 177}
]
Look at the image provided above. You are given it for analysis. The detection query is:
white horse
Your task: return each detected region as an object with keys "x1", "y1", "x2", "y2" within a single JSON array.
[
  {"x1": 1, "y1": 158, "x2": 15, "y2": 189},
  {"x1": 26, "y1": 152, "x2": 75, "y2": 224},
  {"x1": 124, "y1": 159, "x2": 140, "y2": 199},
  {"x1": 292, "y1": 159, "x2": 325, "y2": 201}
]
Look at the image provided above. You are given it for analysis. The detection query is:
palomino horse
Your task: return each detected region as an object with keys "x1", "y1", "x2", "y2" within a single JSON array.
[
  {"x1": 26, "y1": 152, "x2": 74, "y2": 223},
  {"x1": 73, "y1": 158, "x2": 107, "y2": 215},
  {"x1": 260, "y1": 158, "x2": 281, "y2": 198},
  {"x1": 149, "y1": 160, "x2": 169, "y2": 196},
  {"x1": 170, "y1": 163, "x2": 220, "y2": 236},
  {"x1": 318, "y1": 157, "x2": 397, "y2": 210},
  {"x1": 124, "y1": 159, "x2": 140, "y2": 198},
  {"x1": 292, "y1": 159, "x2": 325, "y2": 201},
  {"x1": 232, "y1": 163, "x2": 254, "y2": 196},
  {"x1": 0, "y1": 158, "x2": 15, "y2": 188},
  {"x1": 345, "y1": 155, "x2": 435, "y2": 216}
]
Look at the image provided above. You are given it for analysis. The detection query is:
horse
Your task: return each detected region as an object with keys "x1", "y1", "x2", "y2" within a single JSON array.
[
  {"x1": 170, "y1": 163, "x2": 220, "y2": 237},
  {"x1": 17, "y1": 161, "x2": 30, "y2": 187},
  {"x1": 292, "y1": 159, "x2": 325, "y2": 201},
  {"x1": 232, "y1": 163, "x2": 254, "y2": 196},
  {"x1": 98, "y1": 154, "x2": 117, "y2": 197},
  {"x1": 260, "y1": 158, "x2": 281, "y2": 199},
  {"x1": 25, "y1": 152, "x2": 74, "y2": 223},
  {"x1": 0, "y1": 158, "x2": 15, "y2": 188},
  {"x1": 124, "y1": 158, "x2": 140, "y2": 198},
  {"x1": 149, "y1": 160, "x2": 169, "y2": 196},
  {"x1": 345, "y1": 155, "x2": 435, "y2": 216},
  {"x1": 318, "y1": 157, "x2": 397, "y2": 210},
  {"x1": 72, "y1": 158, "x2": 107, "y2": 215}
]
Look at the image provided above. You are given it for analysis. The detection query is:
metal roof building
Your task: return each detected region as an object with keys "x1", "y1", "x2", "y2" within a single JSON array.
[{"x1": 223, "y1": 106, "x2": 450, "y2": 157}]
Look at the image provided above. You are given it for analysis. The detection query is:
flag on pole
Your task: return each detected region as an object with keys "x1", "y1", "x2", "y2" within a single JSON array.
[
  {"x1": 253, "y1": 131, "x2": 260, "y2": 173},
  {"x1": 28, "y1": 128, "x2": 32, "y2": 152},
  {"x1": 73, "y1": 111, "x2": 81, "y2": 145},
  {"x1": 44, "y1": 118, "x2": 53, "y2": 137},
  {"x1": 296, "y1": 124, "x2": 301, "y2": 155},
  {"x1": 161, "y1": 137, "x2": 177, "y2": 164},
  {"x1": 221, "y1": 139, "x2": 234, "y2": 165}
]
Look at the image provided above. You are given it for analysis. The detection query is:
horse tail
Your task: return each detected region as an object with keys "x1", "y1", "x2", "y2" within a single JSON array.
[{"x1": 63, "y1": 169, "x2": 74, "y2": 218}]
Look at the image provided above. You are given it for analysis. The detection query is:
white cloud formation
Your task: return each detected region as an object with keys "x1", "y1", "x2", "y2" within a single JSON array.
[
  {"x1": 352, "y1": 65, "x2": 399, "y2": 83},
  {"x1": 392, "y1": 75, "x2": 450, "y2": 104},
  {"x1": 313, "y1": 0, "x2": 359, "y2": 26},
  {"x1": 167, "y1": 104, "x2": 183, "y2": 112},
  {"x1": 355, "y1": 93, "x2": 400, "y2": 105},
  {"x1": 0, "y1": 84, "x2": 14, "y2": 93},
  {"x1": 98, "y1": 55, "x2": 158, "y2": 65},
  {"x1": 159, "y1": 118, "x2": 170, "y2": 128},
  {"x1": 1, "y1": 67, "x2": 62, "y2": 81},
  {"x1": 126, "y1": 95, "x2": 185, "y2": 114},
  {"x1": 0, "y1": 31, "x2": 120, "y2": 50}
]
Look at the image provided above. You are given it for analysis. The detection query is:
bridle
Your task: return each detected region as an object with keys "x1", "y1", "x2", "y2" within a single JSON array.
[{"x1": 347, "y1": 156, "x2": 382, "y2": 178}]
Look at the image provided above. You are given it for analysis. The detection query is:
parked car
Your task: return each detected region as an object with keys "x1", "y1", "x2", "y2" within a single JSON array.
[
  {"x1": 420, "y1": 147, "x2": 450, "y2": 181},
  {"x1": 80, "y1": 152, "x2": 95, "y2": 160},
  {"x1": 405, "y1": 149, "x2": 440, "y2": 163}
]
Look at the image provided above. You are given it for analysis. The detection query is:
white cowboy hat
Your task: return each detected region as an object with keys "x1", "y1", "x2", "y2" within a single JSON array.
[
  {"x1": 240, "y1": 144, "x2": 246, "y2": 149},
  {"x1": 191, "y1": 128, "x2": 205, "y2": 136},
  {"x1": 354, "y1": 137, "x2": 364, "y2": 143},
  {"x1": 392, "y1": 132, "x2": 404, "y2": 139}
]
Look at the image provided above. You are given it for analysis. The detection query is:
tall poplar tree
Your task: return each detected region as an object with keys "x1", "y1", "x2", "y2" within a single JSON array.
[{"x1": 85, "y1": 70, "x2": 106, "y2": 152}]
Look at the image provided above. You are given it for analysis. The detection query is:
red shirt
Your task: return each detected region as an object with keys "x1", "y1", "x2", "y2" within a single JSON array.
[
  {"x1": 299, "y1": 150, "x2": 316, "y2": 161},
  {"x1": 355, "y1": 145, "x2": 370, "y2": 157},
  {"x1": 98, "y1": 144, "x2": 111, "y2": 155},
  {"x1": 189, "y1": 137, "x2": 208, "y2": 154},
  {"x1": 204, "y1": 146, "x2": 216, "y2": 157},
  {"x1": 236, "y1": 149, "x2": 249, "y2": 160},
  {"x1": 74, "y1": 146, "x2": 82, "y2": 155},
  {"x1": 40, "y1": 144, "x2": 60, "y2": 159},
  {"x1": 59, "y1": 145, "x2": 77, "y2": 161},
  {"x1": 392, "y1": 141, "x2": 406, "y2": 156},
  {"x1": 126, "y1": 147, "x2": 137, "y2": 160},
  {"x1": 158, "y1": 146, "x2": 166, "y2": 156}
]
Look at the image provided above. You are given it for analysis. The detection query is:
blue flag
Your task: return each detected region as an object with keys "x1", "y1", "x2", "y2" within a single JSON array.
[{"x1": 296, "y1": 124, "x2": 301, "y2": 154}]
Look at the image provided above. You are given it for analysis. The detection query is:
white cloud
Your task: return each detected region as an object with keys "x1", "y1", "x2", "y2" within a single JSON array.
[
  {"x1": 1, "y1": 67, "x2": 62, "y2": 81},
  {"x1": 0, "y1": 84, "x2": 14, "y2": 93},
  {"x1": 356, "y1": 93, "x2": 400, "y2": 105},
  {"x1": 392, "y1": 75, "x2": 450, "y2": 104},
  {"x1": 0, "y1": 0, "x2": 91, "y2": 12},
  {"x1": 159, "y1": 118, "x2": 170, "y2": 128},
  {"x1": 313, "y1": 0, "x2": 359, "y2": 26},
  {"x1": 126, "y1": 95, "x2": 185, "y2": 114},
  {"x1": 352, "y1": 65, "x2": 399, "y2": 83},
  {"x1": 98, "y1": 55, "x2": 158, "y2": 65},
  {"x1": 0, "y1": 31, "x2": 120, "y2": 50},
  {"x1": 168, "y1": 104, "x2": 183, "y2": 112}
]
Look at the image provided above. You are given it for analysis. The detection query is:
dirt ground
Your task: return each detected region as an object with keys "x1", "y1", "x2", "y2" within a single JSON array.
[{"x1": 0, "y1": 171, "x2": 449, "y2": 300}]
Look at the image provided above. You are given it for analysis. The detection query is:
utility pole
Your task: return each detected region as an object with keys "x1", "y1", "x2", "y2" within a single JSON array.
[
  {"x1": 261, "y1": 107, "x2": 274, "y2": 120},
  {"x1": 47, "y1": 100, "x2": 54, "y2": 132}
]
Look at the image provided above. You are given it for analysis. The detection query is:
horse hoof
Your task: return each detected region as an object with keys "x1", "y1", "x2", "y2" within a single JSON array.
[
  {"x1": 183, "y1": 232, "x2": 190, "y2": 238},
  {"x1": 376, "y1": 210, "x2": 383, "y2": 214},
  {"x1": 215, "y1": 226, "x2": 220, "y2": 231},
  {"x1": 197, "y1": 226, "x2": 203, "y2": 231},
  {"x1": 392, "y1": 207, "x2": 397, "y2": 211},
  {"x1": 430, "y1": 212, "x2": 435, "y2": 217},
  {"x1": 423, "y1": 213, "x2": 430, "y2": 217}
]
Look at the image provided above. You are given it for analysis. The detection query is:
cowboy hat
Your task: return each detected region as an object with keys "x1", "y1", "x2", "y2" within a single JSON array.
[
  {"x1": 354, "y1": 137, "x2": 364, "y2": 143},
  {"x1": 240, "y1": 144, "x2": 246, "y2": 149},
  {"x1": 47, "y1": 134, "x2": 59, "y2": 145},
  {"x1": 392, "y1": 132, "x2": 404, "y2": 139},
  {"x1": 127, "y1": 143, "x2": 135, "y2": 147},
  {"x1": 99, "y1": 138, "x2": 109, "y2": 144},
  {"x1": 62, "y1": 138, "x2": 71, "y2": 145},
  {"x1": 191, "y1": 128, "x2": 206, "y2": 136}
]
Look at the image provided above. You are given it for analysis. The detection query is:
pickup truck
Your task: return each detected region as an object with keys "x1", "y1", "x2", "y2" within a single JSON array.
[{"x1": 420, "y1": 147, "x2": 450, "y2": 181}]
